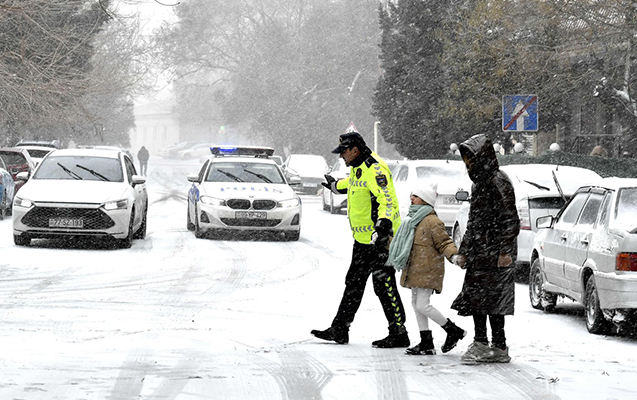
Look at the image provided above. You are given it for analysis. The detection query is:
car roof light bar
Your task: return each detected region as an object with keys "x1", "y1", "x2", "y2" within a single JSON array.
[{"x1": 210, "y1": 146, "x2": 275, "y2": 157}]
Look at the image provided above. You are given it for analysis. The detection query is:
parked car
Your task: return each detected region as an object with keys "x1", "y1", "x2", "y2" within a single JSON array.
[
  {"x1": 15, "y1": 139, "x2": 61, "y2": 149},
  {"x1": 322, "y1": 158, "x2": 349, "y2": 214},
  {"x1": 393, "y1": 159, "x2": 471, "y2": 233},
  {"x1": 158, "y1": 142, "x2": 198, "y2": 159},
  {"x1": 177, "y1": 143, "x2": 215, "y2": 159},
  {"x1": 0, "y1": 156, "x2": 16, "y2": 220},
  {"x1": 530, "y1": 178, "x2": 637, "y2": 335},
  {"x1": 0, "y1": 147, "x2": 36, "y2": 193},
  {"x1": 187, "y1": 146, "x2": 302, "y2": 240},
  {"x1": 453, "y1": 164, "x2": 602, "y2": 280},
  {"x1": 284, "y1": 154, "x2": 329, "y2": 195},
  {"x1": 12, "y1": 148, "x2": 148, "y2": 247},
  {"x1": 15, "y1": 145, "x2": 55, "y2": 166}
]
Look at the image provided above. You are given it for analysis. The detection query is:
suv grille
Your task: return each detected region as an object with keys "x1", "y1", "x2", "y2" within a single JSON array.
[
  {"x1": 226, "y1": 199, "x2": 251, "y2": 210},
  {"x1": 226, "y1": 198, "x2": 277, "y2": 210},
  {"x1": 22, "y1": 207, "x2": 115, "y2": 229}
]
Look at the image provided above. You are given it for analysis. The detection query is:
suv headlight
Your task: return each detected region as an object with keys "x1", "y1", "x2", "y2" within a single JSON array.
[
  {"x1": 104, "y1": 199, "x2": 128, "y2": 210},
  {"x1": 200, "y1": 196, "x2": 226, "y2": 206},
  {"x1": 278, "y1": 198, "x2": 300, "y2": 208},
  {"x1": 13, "y1": 196, "x2": 33, "y2": 208}
]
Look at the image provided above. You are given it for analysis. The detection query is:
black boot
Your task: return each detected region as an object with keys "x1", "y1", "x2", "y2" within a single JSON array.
[
  {"x1": 311, "y1": 326, "x2": 349, "y2": 344},
  {"x1": 372, "y1": 326, "x2": 410, "y2": 348},
  {"x1": 405, "y1": 330, "x2": 436, "y2": 355},
  {"x1": 441, "y1": 319, "x2": 467, "y2": 353}
]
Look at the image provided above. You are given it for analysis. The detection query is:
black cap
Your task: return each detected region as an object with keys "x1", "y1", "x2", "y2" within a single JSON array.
[{"x1": 331, "y1": 131, "x2": 366, "y2": 154}]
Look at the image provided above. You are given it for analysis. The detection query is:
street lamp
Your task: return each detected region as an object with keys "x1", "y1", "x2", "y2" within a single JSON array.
[
  {"x1": 450, "y1": 143, "x2": 458, "y2": 155},
  {"x1": 514, "y1": 142, "x2": 525, "y2": 153},
  {"x1": 549, "y1": 143, "x2": 560, "y2": 152}
]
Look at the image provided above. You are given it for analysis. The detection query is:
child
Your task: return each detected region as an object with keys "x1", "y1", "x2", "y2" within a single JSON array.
[{"x1": 387, "y1": 183, "x2": 467, "y2": 355}]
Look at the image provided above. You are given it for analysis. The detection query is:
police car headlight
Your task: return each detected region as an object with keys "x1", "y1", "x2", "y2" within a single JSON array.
[
  {"x1": 200, "y1": 196, "x2": 226, "y2": 206},
  {"x1": 278, "y1": 198, "x2": 300, "y2": 208},
  {"x1": 14, "y1": 196, "x2": 33, "y2": 208},
  {"x1": 103, "y1": 199, "x2": 128, "y2": 211}
]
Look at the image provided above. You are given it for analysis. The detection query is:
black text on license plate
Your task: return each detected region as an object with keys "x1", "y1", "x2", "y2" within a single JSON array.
[
  {"x1": 49, "y1": 218, "x2": 84, "y2": 228},
  {"x1": 442, "y1": 196, "x2": 460, "y2": 205},
  {"x1": 235, "y1": 211, "x2": 266, "y2": 219}
]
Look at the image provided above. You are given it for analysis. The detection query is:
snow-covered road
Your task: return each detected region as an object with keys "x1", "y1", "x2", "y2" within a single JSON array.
[{"x1": 0, "y1": 158, "x2": 635, "y2": 400}]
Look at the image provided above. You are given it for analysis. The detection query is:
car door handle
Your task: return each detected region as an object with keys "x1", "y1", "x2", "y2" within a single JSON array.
[
  {"x1": 581, "y1": 237, "x2": 589, "y2": 245},
  {"x1": 560, "y1": 233, "x2": 568, "y2": 241}
]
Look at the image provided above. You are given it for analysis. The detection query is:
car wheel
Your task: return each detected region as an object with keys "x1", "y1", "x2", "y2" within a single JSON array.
[
  {"x1": 529, "y1": 259, "x2": 556, "y2": 312},
  {"x1": 585, "y1": 275, "x2": 612, "y2": 334},
  {"x1": 187, "y1": 204, "x2": 195, "y2": 231},
  {"x1": 119, "y1": 213, "x2": 135, "y2": 248},
  {"x1": 133, "y1": 205, "x2": 147, "y2": 239},
  {"x1": 194, "y1": 206, "x2": 206, "y2": 239},
  {"x1": 14, "y1": 234, "x2": 30, "y2": 246},
  {"x1": 452, "y1": 223, "x2": 462, "y2": 247},
  {"x1": 285, "y1": 231, "x2": 300, "y2": 241}
]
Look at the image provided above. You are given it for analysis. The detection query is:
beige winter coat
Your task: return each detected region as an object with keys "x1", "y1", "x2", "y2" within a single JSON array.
[{"x1": 399, "y1": 212, "x2": 458, "y2": 293}]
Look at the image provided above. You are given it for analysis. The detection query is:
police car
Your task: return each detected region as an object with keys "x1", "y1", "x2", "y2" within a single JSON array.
[{"x1": 186, "y1": 146, "x2": 302, "y2": 240}]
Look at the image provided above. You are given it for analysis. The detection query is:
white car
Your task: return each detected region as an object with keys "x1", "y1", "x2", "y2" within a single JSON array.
[
  {"x1": 187, "y1": 146, "x2": 302, "y2": 240},
  {"x1": 284, "y1": 154, "x2": 329, "y2": 195},
  {"x1": 452, "y1": 164, "x2": 602, "y2": 280},
  {"x1": 12, "y1": 148, "x2": 148, "y2": 248},
  {"x1": 178, "y1": 143, "x2": 215, "y2": 159},
  {"x1": 530, "y1": 178, "x2": 637, "y2": 334},
  {"x1": 15, "y1": 145, "x2": 55, "y2": 166},
  {"x1": 393, "y1": 159, "x2": 471, "y2": 232},
  {"x1": 322, "y1": 158, "x2": 348, "y2": 214}
]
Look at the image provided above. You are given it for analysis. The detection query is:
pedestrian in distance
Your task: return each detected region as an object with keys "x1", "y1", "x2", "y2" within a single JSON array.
[
  {"x1": 137, "y1": 146, "x2": 149, "y2": 176},
  {"x1": 387, "y1": 183, "x2": 467, "y2": 356},
  {"x1": 451, "y1": 134, "x2": 520, "y2": 364},
  {"x1": 311, "y1": 130, "x2": 409, "y2": 348}
]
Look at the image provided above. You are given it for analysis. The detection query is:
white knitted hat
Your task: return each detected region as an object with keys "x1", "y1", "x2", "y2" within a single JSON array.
[{"x1": 411, "y1": 183, "x2": 437, "y2": 206}]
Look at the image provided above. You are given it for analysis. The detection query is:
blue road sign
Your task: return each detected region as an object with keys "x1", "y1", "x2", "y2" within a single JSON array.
[{"x1": 502, "y1": 95, "x2": 538, "y2": 132}]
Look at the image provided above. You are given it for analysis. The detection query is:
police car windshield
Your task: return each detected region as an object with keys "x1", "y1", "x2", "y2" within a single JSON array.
[
  {"x1": 33, "y1": 156, "x2": 123, "y2": 182},
  {"x1": 206, "y1": 162, "x2": 285, "y2": 184}
]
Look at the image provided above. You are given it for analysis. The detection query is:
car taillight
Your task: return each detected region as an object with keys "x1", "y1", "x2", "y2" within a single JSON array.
[
  {"x1": 517, "y1": 200, "x2": 531, "y2": 230},
  {"x1": 616, "y1": 253, "x2": 637, "y2": 271}
]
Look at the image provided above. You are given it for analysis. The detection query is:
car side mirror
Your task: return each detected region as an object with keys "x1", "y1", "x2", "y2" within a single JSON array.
[
  {"x1": 288, "y1": 175, "x2": 302, "y2": 186},
  {"x1": 132, "y1": 175, "x2": 146, "y2": 186},
  {"x1": 455, "y1": 190, "x2": 470, "y2": 202},
  {"x1": 187, "y1": 173, "x2": 200, "y2": 183},
  {"x1": 16, "y1": 171, "x2": 29, "y2": 181},
  {"x1": 536, "y1": 215, "x2": 554, "y2": 229}
]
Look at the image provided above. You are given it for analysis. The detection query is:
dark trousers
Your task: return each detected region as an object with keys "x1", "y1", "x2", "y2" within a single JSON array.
[
  {"x1": 139, "y1": 161, "x2": 148, "y2": 176},
  {"x1": 473, "y1": 314, "x2": 506, "y2": 348},
  {"x1": 331, "y1": 241, "x2": 406, "y2": 332}
]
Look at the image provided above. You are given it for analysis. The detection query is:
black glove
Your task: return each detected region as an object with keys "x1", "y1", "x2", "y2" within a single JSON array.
[
  {"x1": 371, "y1": 218, "x2": 393, "y2": 249},
  {"x1": 322, "y1": 174, "x2": 336, "y2": 190}
]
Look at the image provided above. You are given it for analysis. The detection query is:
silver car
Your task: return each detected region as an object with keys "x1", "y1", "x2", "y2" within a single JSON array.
[
  {"x1": 322, "y1": 158, "x2": 348, "y2": 214},
  {"x1": 530, "y1": 178, "x2": 637, "y2": 334},
  {"x1": 12, "y1": 148, "x2": 148, "y2": 248}
]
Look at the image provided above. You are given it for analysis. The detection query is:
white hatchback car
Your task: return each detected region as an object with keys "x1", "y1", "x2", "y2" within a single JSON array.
[
  {"x1": 12, "y1": 148, "x2": 148, "y2": 248},
  {"x1": 453, "y1": 164, "x2": 602, "y2": 280},
  {"x1": 187, "y1": 146, "x2": 302, "y2": 240},
  {"x1": 530, "y1": 178, "x2": 637, "y2": 334},
  {"x1": 322, "y1": 158, "x2": 349, "y2": 214}
]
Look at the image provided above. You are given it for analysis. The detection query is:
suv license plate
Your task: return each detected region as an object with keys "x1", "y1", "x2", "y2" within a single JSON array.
[
  {"x1": 235, "y1": 211, "x2": 266, "y2": 219},
  {"x1": 442, "y1": 196, "x2": 460, "y2": 205},
  {"x1": 49, "y1": 218, "x2": 84, "y2": 228}
]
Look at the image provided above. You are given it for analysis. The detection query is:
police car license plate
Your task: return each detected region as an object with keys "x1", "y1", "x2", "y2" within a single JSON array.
[
  {"x1": 49, "y1": 218, "x2": 84, "y2": 228},
  {"x1": 442, "y1": 196, "x2": 460, "y2": 205},
  {"x1": 235, "y1": 211, "x2": 266, "y2": 219}
]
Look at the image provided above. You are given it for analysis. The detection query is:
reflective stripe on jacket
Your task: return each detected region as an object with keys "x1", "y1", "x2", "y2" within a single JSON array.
[{"x1": 336, "y1": 152, "x2": 401, "y2": 244}]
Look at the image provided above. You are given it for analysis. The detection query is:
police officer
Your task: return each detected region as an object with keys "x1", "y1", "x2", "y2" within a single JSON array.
[{"x1": 311, "y1": 131, "x2": 409, "y2": 348}]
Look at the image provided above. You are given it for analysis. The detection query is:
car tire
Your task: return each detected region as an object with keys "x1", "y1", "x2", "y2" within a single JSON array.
[
  {"x1": 452, "y1": 223, "x2": 462, "y2": 247},
  {"x1": 529, "y1": 259, "x2": 556, "y2": 312},
  {"x1": 14, "y1": 234, "x2": 30, "y2": 246},
  {"x1": 585, "y1": 275, "x2": 612, "y2": 334},
  {"x1": 285, "y1": 231, "x2": 300, "y2": 241},
  {"x1": 194, "y1": 206, "x2": 206, "y2": 239},
  {"x1": 119, "y1": 213, "x2": 134, "y2": 248},
  {"x1": 133, "y1": 205, "x2": 147, "y2": 239},
  {"x1": 187, "y1": 205, "x2": 195, "y2": 231}
]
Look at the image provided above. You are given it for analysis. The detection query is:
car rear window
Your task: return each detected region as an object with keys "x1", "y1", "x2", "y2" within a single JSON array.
[
  {"x1": 0, "y1": 151, "x2": 27, "y2": 166},
  {"x1": 528, "y1": 197, "x2": 566, "y2": 209},
  {"x1": 33, "y1": 156, "x2": 123, "y2": 182},
  {"x1": 616, "y1": 188, "x2": 637, "y2": 222},
  {"x1": 27, "y1": 149, "x2": 53, "y2": 158}
]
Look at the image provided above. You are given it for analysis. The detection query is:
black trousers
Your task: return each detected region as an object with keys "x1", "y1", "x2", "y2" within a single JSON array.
[{"x1": 331, "y1": 241, "x2": 406, "y2": 332}]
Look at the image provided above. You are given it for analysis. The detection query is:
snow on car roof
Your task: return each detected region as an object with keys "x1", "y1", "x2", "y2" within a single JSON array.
[
  {"x1": 501, "y1": 164, "x2": 602, "y2": 197},
  {"x1": 46, "y1": 148, "x2": 122, "y2": 159}
]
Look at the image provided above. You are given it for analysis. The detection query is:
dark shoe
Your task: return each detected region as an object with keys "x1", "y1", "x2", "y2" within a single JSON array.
[
  {"x1": 372, "y1": 330, "x2": 410, "y2": 348},
  {"x1": 311, "y1": 326, "x2": 349, "y2": 344},
  {"x1": 441, "y1": 319, "x2": 467, "y2": 353},
  {"x1": 405, "y1": 330, "x2": 436, "y2": 355}
]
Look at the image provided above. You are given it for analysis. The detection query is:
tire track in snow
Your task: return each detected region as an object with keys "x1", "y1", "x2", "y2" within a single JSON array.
[{"x1": 372, "y1": 348, "x2": 409, "y2": 400}]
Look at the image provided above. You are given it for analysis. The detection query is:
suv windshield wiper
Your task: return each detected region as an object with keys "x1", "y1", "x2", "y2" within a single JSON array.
[
  {"x1": 76, "y1": 164, "x2": 110, "y2": 181},
  {"x1": 523, "y1": 180, "x2": 550, "y2": 191},
  {"x1": 217, "y1": 169, "x2": 243, "y2": 182},
  {"x1": 57, "y1": 162, "x2": 82, "y2": 180},
  {"x1": 243, "y1": 168, "x2": 272, "y2": 183}
]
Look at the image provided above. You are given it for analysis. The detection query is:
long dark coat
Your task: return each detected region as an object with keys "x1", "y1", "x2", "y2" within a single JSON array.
[{"x1": 451, "y1": 135, "x2": 520, "y2": 316}]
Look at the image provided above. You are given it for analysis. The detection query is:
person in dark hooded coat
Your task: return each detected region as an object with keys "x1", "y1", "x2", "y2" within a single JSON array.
[{"x1": 451, "y1": 134, "x2": 520, "y2": 364}]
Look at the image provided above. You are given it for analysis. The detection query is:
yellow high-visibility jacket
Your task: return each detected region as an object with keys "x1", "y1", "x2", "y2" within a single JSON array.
[{"x1": 336, "y1": 152, "x2": 401, "y2": 244}]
